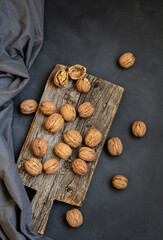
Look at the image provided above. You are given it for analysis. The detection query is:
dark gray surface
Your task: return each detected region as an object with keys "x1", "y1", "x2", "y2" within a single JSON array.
[{"x1": 13, "y1": 0, "x2": 163, "y2": 239}]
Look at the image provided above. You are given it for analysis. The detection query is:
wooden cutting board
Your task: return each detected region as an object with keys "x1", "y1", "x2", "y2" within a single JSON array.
[{"x1": 17, "y1": 64, "x2": 124, "y2": 234}]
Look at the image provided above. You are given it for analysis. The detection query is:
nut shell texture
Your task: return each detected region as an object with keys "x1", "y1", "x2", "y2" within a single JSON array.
[
  {"x1": 60, "y1": 104, "x2": 76, "y2": 122},
  {"x1": 43, "y1": 158, "x2": 60, "y2": 174},
  {"x1": 66, "y1": 208, "x2": 83, "y2": 227},
  {"x1": 32, "y1": 138, "x2": 48, "y2": 157},
  {"x1": 54, "y1": 142, "x2": 72, "y2": 159},
  {"x1": 79, "y1": 147, "x2": 96, "y2": 162},
  {"x1": 85, "y1": 129, "x2": 102, "y2": 147},
  {"x1": 68, "y1": 64, "x2": 86, "y2": 80},
  {"x1": 72, "y1": 158, "x2": 88, "y2": 175},
  {"x1": 64, "y1": 129, "x2": 82, "y2": 148},
  {"x1": 78, "y1": 102, "x2": 94, "y2": 118},
  {"x1": 54, "y1": 70, "x2": 69, "y2": 87},
  {"x1": 112, "y1": 175, "x2": 128, "y2": 189},
  {"x1": 132, "y1": 121, "x2": 146, "y2": 137},
  {"x1": 25, "y1": 157, "x2": 42, "y2": 176},
  {"x1": 40, "y1": 101, "x2": 56, "y2": 115},
  {"x1": 107, "y1": 137, "x2": 123, "y2": 156},
  {"x1": 45, "y1": 113, "x2": 64, "y2": 133},
  {"x1": 119, "y1": 52, "x2": 135, "y2": 68},
  {"x1": 20, "y1": 99, "x2": 38, "y2": 114},
  {"x1": 76, "y1": 78, "x2": 91, "y2": 93}
]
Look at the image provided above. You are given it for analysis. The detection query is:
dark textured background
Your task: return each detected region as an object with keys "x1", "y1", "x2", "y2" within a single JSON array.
[{"x1": 13, "y1": 0, "x2": 163, "y2": 239}]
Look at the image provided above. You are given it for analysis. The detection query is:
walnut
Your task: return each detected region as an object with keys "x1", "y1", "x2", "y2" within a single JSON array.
[
  {"x1": 66, "y1": 208, "x2": 83, "y2": 228},
  {"x1": 119, "y1": 52, "x2": 135, "y2": 68},
  {"x1": 132, "y1": 121, "x2": 146, "y2": 137},
  {"x1": 25, "y1": 157, "x2": 42, "y2": 176},
  {"x1": 77, "y1": 102, "x2": 94, "y2": 118},
  {"x1": 40, "y1": 101, "x2": 56, "y2": 115},
  {"x1": 112, "y1": 175, "x2": 128, "y2": 189},
  {"x1": 43, "y1": 158, "x2": 60, "y2": 174},
  {"x1": 54, "y1": 142, "x2": 72, "y2": 159},
  {"x1": 32, "y1": 138, "x2": 48, "y2": 157},
  {"x1": 45, "y1": 113, "x2": 64, "y2": 133},
  {"x1": 60, "y1": 104, "x2": 76, "y2": 122},
  {"x1": 79, "y1": 147, "x2": 96, "y2": 162},
  {"x1": 64, "y1": 129, "x2": 82, "y2": 148},
  {"x1": 72, "y1": 158, "x2": 88, "y2": 175},
  {"x1": 107, "y1": 137, "x2": 123, "y2": 156},
  {"x1": 76, "y1": 78, "x2": 91, "y2": 93},
  {"x1": 85, "y1": 129, "x2": 102, "y2": 147},
  {"x1": 54, "y1": 70, "x2": 69, "y2": 87},
  {"x1": 20, "y1": 99, "x2": 38, "y2": 114},
  {"x1": 68, "y1": 64, "x2": 86, "y2": 80}
]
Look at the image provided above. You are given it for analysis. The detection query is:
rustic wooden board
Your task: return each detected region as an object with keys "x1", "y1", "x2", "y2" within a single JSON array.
[{"x1": 17, "y1": 64, "x2": 124, "y2": 234}]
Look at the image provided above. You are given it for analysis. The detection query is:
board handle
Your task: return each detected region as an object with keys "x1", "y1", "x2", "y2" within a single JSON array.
[{"x1": 31, "y1": 191, "x2": 53, "y2": 234}]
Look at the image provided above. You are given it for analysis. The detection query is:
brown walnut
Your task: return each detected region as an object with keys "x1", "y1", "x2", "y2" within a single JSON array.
[
  {"x1": 64, "y1": 129, "x2": 82, "y2": 148},
  {"x1": 66, "y1": 208, "x2": 83, "y2": 228},
  {"x1": 72, "y1": 158, "x2": 88, "y2": 175},
  {"x1": 107, "y1": 137, "x2": 123, "y2": 156},
  {"x1": 77, "y1": 102, "x2": 94, "y2": 118},
  {"x1": 76, "y1": 78, "x2": 91, "y2": 93},
  {"x1": 40, "y1": 101, "x2": 56, "y2": 115},
  {"x1": 68, "y1": 64, "x2": 86, "y2": 80},
  {"x1": 112, "y1": 175, "x2": 128, "y2": 189},
  {"x1": 54, "y1": 142, "x2": 72, "y2": 159},
  {"x1": 132, "y1": 121, "x2": 146, "y2": 137},
  {"x1": 79, "y1": 147, "x2": 96, "y2": 162},
  {"x1": 32, "y1": 138, "x2": 48, "y2": 157},
  {"x1": 60, "y1": 104, "x2": 76, "y2": 122},
  {"x1": 54, "y1": 70, "x2": 69, "y2": 87},
  {"x1": 85, "y1": 129, "x2": 102, "y2": 147},
  {"x1": 119, "y1": 52, "x2": 135, "y2": 68},
  {"x1": 43, "y1": 158, "x2": 60, "y2": 174},
  {"x1": 45, "y1": 113, "x2": 64, "y2": 133},
  {"x1": 20, "y1": 99, "x2": 38, "y2": 114},
  {"x1": 25, "y1": 157, "x2": 42, "y2": 176}
]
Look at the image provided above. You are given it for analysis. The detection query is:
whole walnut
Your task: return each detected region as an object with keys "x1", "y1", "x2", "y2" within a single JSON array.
[
  {"x1": 54, "y1": 142, "x2": 72, "y2": 159},
  {"x1": 43, "y1": 158, "x2": 60, "y2": 174},
  {"x1": 119, "y1": 52, "x2": 135, "y2": 68},
  {"x1": 79, "y1": 147, "x2": 96, "y2": 162},
  {"x1": 78, "y1": 102, "x2": 94, "y2": 118},
  {"x1": 54, "y1": 70, "x2": 69, "y2": 87},
  {"x1": 25, "y1": 157, "x2": 42, "y2": 176},
  {"x1": 112, "y1": 175, "x2": 128, "y2": 190},
  {"x1": 132, "y1": 121, "x2": 146, "y2": 137},
  {"x1": 32, "y1": 138, "x2": 48, "y2": 157},
  {"x1": 107, "y1": 137, "x2": 123, "y2": 156},
  {"x1": 72, "y1": 158, "x2": 88, "y2": 175},
  {"x1": 76, "y1": 78, "x2": 91, "y2": 93},
  {"x1": 68, "y1": 64, "x2": 86, "y2": 80},
  {"x1": 85, "y1": 129, "x2": 102, "y2": 147},
  {"x1": 40, "y1": 101, "x2": 56, "y2": 115},
  {"x1": 45, "y1": 113, "x2": 64, "y2": 133},
  {"x1": 64, "y1": 129, "x2": 82, "y2": 148},
  {"x1": 66, "y1": 208, "x2": 83, "y2": 228},
  {"x1": 60, "y1": 104, "x2": 76, "y2": 122},
  {"x1": 20, "y1": 99, "x2": 38, "y2": 114}
]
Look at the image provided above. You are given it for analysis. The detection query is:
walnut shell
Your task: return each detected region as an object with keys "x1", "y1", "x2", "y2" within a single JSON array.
[
  {"x1": 40, "y1": 101, "x2": 56, "y2": 115},
  {"x1": 64, "y1": 129, "x2": 82, "y2": 148},
  {"x1": 78, "y1": 102, "x2": 94, "y2": 118},
  {"x1": 85, "y1": 129, "x2": 102, "y2": 147},
  {"x1": 43, "y1": 158, "x2": 60, "y2": 174},
  {"x1": 45, "y1": 113, "x2": 64, "y2": 133},
  {"x1": 20, "y1": 99, "x2": 38, "y2": 114},
  {"x1": 119, "y1": 52, "x2": 135, "y2": 68},
  {"x1": 79, "y1": 147, "x2": 96, "y2": 162},
  {"x1": 25, "y1": 157, "x2": 42, "y2": 176},
  {"x1": 54, "y1": 70, "x2": 69, "y2": 87},
  {"x1": 107, "y1": 137, "x2": 123, "y2": 156},
  {"x1": 54, "y1": 142, "x2": 72, "y2": 159},
  {"x1": 60, "y1": 104, "x2": 76, "y2": 122},
  {"x1": 32, "y1": 138, "x2": 48, "y2": 157},
  {"x1": 76, "y1": 78, "x2": 91, "y2": 93},
  {"x1": 112, "y1": 175, "x2": 128, "y2": 189},
  {"x1": 68, "y1": 64, "x2": 86, "y2": 80},
  {"x1": 132, "y1": 121, "x2": 146, "y2": 137},
  {"x1": 72, "y1": 158, "x2": 88, "y2": 175},
  {"x1": 66, "y1": 208, "x2": 83, "y2": 228}
]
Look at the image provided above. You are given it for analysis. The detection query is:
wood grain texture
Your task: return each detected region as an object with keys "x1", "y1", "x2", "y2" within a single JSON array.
[{"x1": 17, "y1": 64, "x2": 124, "y2": 234}]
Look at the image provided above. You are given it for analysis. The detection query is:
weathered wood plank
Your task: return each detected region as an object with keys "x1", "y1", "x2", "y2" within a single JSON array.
[{"x1": 17, "y1": 64, "x2": 124, "y2": 234}]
